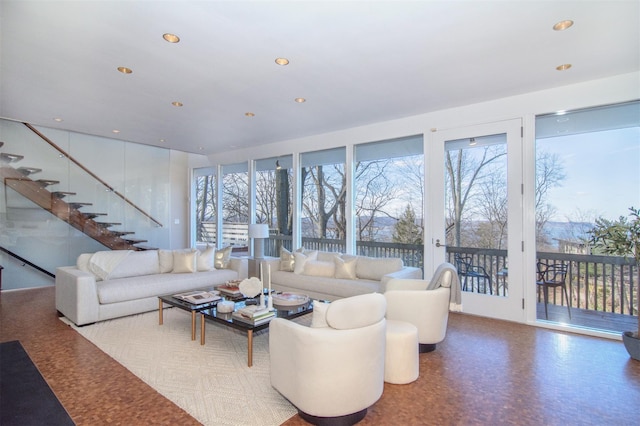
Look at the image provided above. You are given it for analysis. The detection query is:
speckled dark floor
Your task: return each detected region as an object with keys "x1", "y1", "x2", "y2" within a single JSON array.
[{"x1": 1, "y1": 286, "x2": 639, "y2": 425}]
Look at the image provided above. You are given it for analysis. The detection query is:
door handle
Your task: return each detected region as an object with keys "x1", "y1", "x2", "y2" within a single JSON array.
[{"x1": 435, "y1": 239, "x2": 446, "y2": 248}]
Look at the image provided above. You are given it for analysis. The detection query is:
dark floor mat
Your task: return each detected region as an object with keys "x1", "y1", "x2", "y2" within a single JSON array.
[{"x1": 1, "y1": 340, "x2": 75, "y2": 425}]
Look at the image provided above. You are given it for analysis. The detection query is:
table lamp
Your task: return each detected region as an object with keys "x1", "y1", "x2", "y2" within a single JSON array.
[{"x1": 248, "y1": 223, "x2": 269, "y2": 259}]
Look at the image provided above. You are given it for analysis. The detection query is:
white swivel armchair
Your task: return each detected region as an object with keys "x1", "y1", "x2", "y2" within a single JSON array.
[
  {"x1": 384, "y1": 263, "x2": 459, "y2": 352},
  {"x1": 269, "y1": 293, "x2": 387, "y2": 425}
]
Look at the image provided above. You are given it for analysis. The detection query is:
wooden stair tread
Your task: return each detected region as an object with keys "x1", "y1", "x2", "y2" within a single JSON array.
[
  {"x1": 81, "y1": 212, "x2": 107, "y2": 219},
  {"x1": 95, "y1": 222, "x2": 122, "y2": 228},
  {"x1": 52, "y1": 191, "x2": 77, "y2": 199},
  {"x1": 109, "y1": 231, "x2": 135, "y2": 236},
  {"x1": 35, "y1": 179, "x2": 60, "y2": 186},
  {"x1": 123, "y1": 238, "x2": 148, "y2": 244},
  {"x1": 67, "y1": 202, "x2": 92, "y2": 209},
  {"x1": 17, "y1": 167, "x2": 42, "y2": 176},
  {"x1": 1, "y1": 153, "x2": 24, "y2": 163}
]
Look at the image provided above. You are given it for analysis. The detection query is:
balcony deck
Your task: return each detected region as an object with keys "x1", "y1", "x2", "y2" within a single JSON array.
[{"x1": 537, "y1": 303, "x2": 636, "y2": 334}]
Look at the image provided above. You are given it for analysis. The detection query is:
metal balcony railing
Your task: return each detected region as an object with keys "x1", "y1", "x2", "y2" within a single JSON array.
[{"x1": 259, "y1": 236, "x2": 637, "y2": 332}]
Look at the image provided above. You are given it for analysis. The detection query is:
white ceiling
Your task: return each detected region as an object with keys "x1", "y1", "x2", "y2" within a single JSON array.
[{"x1": 1, "y1": 1, "x2": 638, "y2": 155}]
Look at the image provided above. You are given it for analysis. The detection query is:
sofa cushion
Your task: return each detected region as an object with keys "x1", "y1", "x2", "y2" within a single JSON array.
[
  {"x1": 158, "y1": 249, "x2": 174, "y2": 273},
  {"x1": 196, "y1": 246, "x2": 215, "y2": 271},
  {"x1": 311, "y1": 300, "x2": 330, "y2": 328},
  {"x1": 356, "y1": 256, "x2": 403, "y2": 281},
  {"x1": 279, "y1": 247, "x2": 295, "y2": 272},
  {"x1": 316, "y1": 250, "x2": 340, "y2": 263},
  {"x1": 214, "y1": 246, "x2": 232, "y2": 269},
  {"x1": 303, "y1": 260, "x2": 335, "y2": 278},
  {"x1": 97, "y1": 269, "x2": 239, "y2": 304},
  {"x1": 172, "y1": 250, "x2": 197, "y2": 273},
  {"x1": 270, "y1": 269, "x2": 380, "y2": 299},
  {"x1": 294, "y1": 250, "x2": 317, "y2": 274},
  {"x1": 334, "y1": 256, "x2": 357, "y2": 279},
  {"x1": 76, "y1": 253, "x2": 93, "y2": 274},
  {"x1": 326, "y1": 293, "x2": 387, "y2": 330},
  {"x1": 108, "y1": 250, "x2": 160, "y2": 280}
]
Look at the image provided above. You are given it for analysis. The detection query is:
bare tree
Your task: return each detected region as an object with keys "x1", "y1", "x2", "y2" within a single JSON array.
[
  {"x1": 301, "y1": 164, "x2": 346, "y2": 239},
  {"x1": 535, "y1": 151, "x2": 566, "y2": 247},
  {"x1": 355, "y1": 160, "x2": 398, "y2": 241},
  {"x1": 195, "y1": 174, "x2": 216, "y2": 242},
  {"x1": 222, "y1": 172, "x2": 248, "y2": 223},
  {"x1": 445, "y1": 145, "x2": 506, "y2": 246}
]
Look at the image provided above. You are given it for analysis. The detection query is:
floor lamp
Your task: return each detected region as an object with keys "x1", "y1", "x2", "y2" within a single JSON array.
[{"x1": 248, "y1": 224, "x2": 269, "y2": 259}]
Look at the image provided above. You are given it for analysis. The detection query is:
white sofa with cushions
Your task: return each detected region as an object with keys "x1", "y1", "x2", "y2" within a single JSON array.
[
  {"x1": 55, "y1": 247, "x2": 247, "y2": 326},
  {"x1": 264, "y1": 248, "x2": 422, "y2": 301}
]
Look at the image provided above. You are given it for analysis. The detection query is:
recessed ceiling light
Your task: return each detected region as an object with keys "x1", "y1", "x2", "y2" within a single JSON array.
[
  {"x1": 53, "y1": 117, "x2": 63, "y2": 122},
  {"x1": 294, "y1": 98, "x2": 306, "y2": 103},
  {"x1": 163, "y1": 33, "x2": 180, "y2": 43},
  {"x1": 199, "y1": 147, "x2": 204, "y2": 151},
  {"x1": 117, "y1": 66, "x2": 133, "y2": 74},
  {"x1": 112, "y1": 129, "x2": 120, "y2": 134},
  {"x1": 159, "y1": 138, "x2": 166, "y2": 142},
  {"x1": 275, "y1": 57, "x2": 289, "y2": 66},
  {"x1": 556, "y1": 64, "x2": 572, "y2": 71},
  {"x1": 553, "y1": 20, "x2": 574, "y2": 31},
  {"x1": 245, "y1": 112, "x2": 255, "y2": 117},
  {"x1": 172, "y1": 101, "x2": 183, "y2": 107}
]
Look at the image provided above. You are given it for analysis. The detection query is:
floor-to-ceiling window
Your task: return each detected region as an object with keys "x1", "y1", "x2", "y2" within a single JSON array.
[
  {"x1": 535, "y1": 100, "x2": 640, "y2": 333},
  {"x1": 300, "y1": 147, "x2": 346, "y2": 252},
  {"x1": 222, "y1": 162, "x2": 249, "y2": 249},
  {"x1": 255, "y1": 155, "x2": 293, "y2": 255},
  {"x1": 354, "y1": 135, "x2": 424, "y2": 266},
  {"x1": 194, "y1": 167, "x2": 216, "y2": 246}
]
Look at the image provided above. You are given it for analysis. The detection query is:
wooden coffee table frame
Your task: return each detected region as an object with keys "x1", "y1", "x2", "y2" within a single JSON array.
[
  {"x1": 157, "y1": 295, "x2": 218, "y2": 342},
  {"x1": 158, "y1": 294, "x2": 312, "y2": 367},
  {"x1": 199, "y1": 301, "x2": 312, "y2": 367}
]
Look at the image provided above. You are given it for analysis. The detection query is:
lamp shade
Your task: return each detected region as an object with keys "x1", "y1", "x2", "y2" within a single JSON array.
[{"x1": 248, "y1": 223, "x2": 269, "y2": 239}]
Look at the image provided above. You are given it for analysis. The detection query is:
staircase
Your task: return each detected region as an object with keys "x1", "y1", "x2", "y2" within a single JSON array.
[{"x1": 0, "y1": 142, "x2": 151, "y2": 251}]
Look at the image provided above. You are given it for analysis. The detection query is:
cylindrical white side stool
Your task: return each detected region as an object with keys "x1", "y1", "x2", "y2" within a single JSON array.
[{"x1": 384, "y1": 319, "x2": 419, "y2": 384}]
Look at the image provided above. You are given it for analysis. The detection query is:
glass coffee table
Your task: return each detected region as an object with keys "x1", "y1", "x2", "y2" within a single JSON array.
[
  {"x1": 157, "y1": 292, "x2": 220, "y2": 341},
  {"x1": 199, "y1": 299, "x2": 312, "y2": 367}
]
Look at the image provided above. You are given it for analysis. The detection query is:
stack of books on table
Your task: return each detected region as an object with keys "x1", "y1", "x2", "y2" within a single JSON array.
[
  {"x1": 216, "y1": 281, "x2": 243, "y2": 298},
  {"x1": 232, "y1": 305, "x2": 275, "y2": 326},
  {"x1": 173, "y1": 290, "x2": 221, "y2": 305}
]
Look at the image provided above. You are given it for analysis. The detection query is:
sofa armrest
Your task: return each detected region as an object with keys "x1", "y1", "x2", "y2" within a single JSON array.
[
  {"x1": 380, "y1": 267, "x2": 423, "y2": 292},
  {"x1": 55, "y1": 266, "x2": 100, "y2": 326},
  {"x1": 269, "y1": 318, "x2": 385, "y2": 417},
  {"x1": 385, "y1": 287, "x2": 450, "y2": 344},
  {"x1": 228, "y1": 257, "x2": 248, "y2": 280}
]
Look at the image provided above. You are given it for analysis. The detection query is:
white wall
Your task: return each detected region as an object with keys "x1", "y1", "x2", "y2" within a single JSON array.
[{"x1": 207, "y1": 72, "x2": 639, "y2": 165}]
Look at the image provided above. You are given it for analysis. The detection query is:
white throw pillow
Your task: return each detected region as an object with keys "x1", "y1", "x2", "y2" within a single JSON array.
[
  {"x1": 334, "y1": 255, "x2": 357, "y2": 279},
  {"x1": 197, "y1": 246, "x2": 215, "y2": 271},
  {"x1": 109, "y1": 250, "x2": 160, "y2": 279},
  {"x1": 280, "y1": 247, "x2": 295, "y2": 272},
  {"x1": 311, "y1": 300, "x2": 330, "y2": 328},
  {"x1": 158, "y1": 249, "x2": 174, "y2": 273},
  {"x1": 214, "y1": 246, "x2": 232, "y2": 269},
  {"x1": 316, "y1": 251, "x2": 339, "y2": 262},
  {"x1": 172, "y1": 250, "x2": 197, "y2": 273},
  {"x1": 356, "y1": 256, "x2": 403, "y2": 281},
  {"x1": 303, "y1": 260, "x2": 335, "y2": 277},
  {"x1": 293, "y1": 250, "x2": 317, "y2": 274},
  {"x1": 76, "y1": 253, "x2": 92, "y2": 274}
]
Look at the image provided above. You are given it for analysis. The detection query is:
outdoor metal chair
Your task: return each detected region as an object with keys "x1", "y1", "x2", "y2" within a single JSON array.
[
  {"x1": 454, "y1": 254, "x2": 492, "y2": 295},
  {"x1": 536, "y1": 261, "x2": 571, "y2": 319}
]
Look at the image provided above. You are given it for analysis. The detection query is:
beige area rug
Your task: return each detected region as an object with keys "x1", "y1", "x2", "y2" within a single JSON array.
[{"x1": 62, "y1": 308, "x2": 301, "y2": 426}]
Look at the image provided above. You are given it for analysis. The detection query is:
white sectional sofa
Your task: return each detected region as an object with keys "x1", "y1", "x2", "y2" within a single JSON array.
[
  {"x1": 56, "y1": 248, "x2": 247, "y2": 326},
  {"x1": 264, "y1": 249, "x2": 423, "y2": 301}
]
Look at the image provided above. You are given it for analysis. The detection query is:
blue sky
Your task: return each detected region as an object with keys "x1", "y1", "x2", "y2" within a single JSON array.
[{"x1": 537, "y1": 127, "x2": 640, "y2": 222}]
